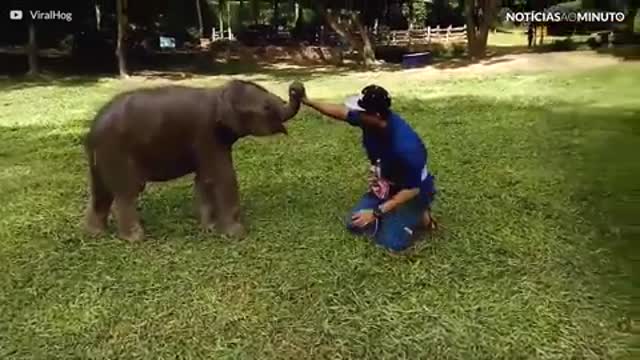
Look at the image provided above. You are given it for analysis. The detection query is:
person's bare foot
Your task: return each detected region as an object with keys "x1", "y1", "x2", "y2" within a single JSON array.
[{"x1": 422, "y1": 210, "x2": 437, "y2": 232}]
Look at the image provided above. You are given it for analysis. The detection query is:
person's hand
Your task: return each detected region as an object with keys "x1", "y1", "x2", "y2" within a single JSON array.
[
  {"x1": 300, "y1": 93, "x2": 310, "y2": 105},
  {"x1": 351, "y1": 209, "x2": 376, "y2": 228}
]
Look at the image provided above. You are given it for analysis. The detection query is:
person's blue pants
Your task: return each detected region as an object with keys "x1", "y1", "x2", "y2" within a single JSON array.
[{"x1": 345, "y1": 192, "x2": 432, "y2": 252}]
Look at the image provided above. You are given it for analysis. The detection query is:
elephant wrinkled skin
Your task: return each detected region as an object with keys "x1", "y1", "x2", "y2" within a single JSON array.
[{"x1": 83, "y1": 80, "x2": 305, "y2": 242}]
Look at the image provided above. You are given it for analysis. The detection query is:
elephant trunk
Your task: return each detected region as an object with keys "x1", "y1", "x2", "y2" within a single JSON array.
[
  {"x1": 280, "y1": 97, "x2": 301, "y2": 123},
  {"x1": 281, "y1": 81, "x2": 305, "y2": 123}
]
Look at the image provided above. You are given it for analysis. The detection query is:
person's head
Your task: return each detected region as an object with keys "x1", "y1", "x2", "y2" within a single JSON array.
[
  {"x1": 344, "y1": 84, "x2": 392, "y2": 130},
  {"x1": 357, "y1": 85, "x2": 392, "y2": 119}
]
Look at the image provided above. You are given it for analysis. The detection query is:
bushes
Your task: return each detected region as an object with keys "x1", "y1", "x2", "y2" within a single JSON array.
[
  {"x1": 533, "y1": 37, "x2": 579, "y2": 53},
  {"x1": 587, "y1": 37, "x2": 600, "y2": 49},
  {"x1": 428, "y1": 43, "x2": 447, "y2": 57},
  {"x1": 451, "y1": 42, "x2": 466, "y2": 56},
  {"x1": 549, "y1": 38, "x2": 578, "y2": 51}
]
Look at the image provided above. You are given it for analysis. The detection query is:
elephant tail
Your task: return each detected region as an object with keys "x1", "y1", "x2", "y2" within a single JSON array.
[{"x1": 85, "y1": 140, "x2": 111, "y2": 202}]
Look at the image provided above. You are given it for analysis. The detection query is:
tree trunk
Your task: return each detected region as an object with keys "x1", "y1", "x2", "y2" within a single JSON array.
[
  {"x1": 219, "y1": 1, "x2": 224, "y2": 36},
  {"x1": 239, "y1": 0, "x2": 245, "y2": 23},
  {"x1": 95, "y1": 1, "x2": 101, "y2": 31},
  {"x1": 196, "y1": 0, "x2": 204, "y2": 38},
  {"x1": 294, "y1": 1, "x2": 301, "y2": 23},
  {"x1": 465, "y1": 0, "x2": 500, "y2": 60},
  {"x1": 324, "y1": 9, "x2": 377, "y2": 67},
  {"x1": 227, "y1": 1, "x2": 232, "y2": 39},
  {"x1": 251, "y1": 0, "x2": 259, "y2": 24},
  {"x1": 116, "y1": 0, "x2": 128, "y2": 77},
  {"x1": 273, "y1": 0, "x2": 279, "y2": 24},
  {"x1": 465, "y1": 0, "x2": 480, "y2": 58},
  {"x1": 27, "y1": 21, "x2": 39, "y2": 76},
  {"x1": 353, "y1": 15, "x2": 376, "y2": 67},
  {"x1": 626, "y1": 7, "x2": 638, "y2": 34}
]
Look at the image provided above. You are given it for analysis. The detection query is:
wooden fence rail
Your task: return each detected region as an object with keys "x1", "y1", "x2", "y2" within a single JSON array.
[
  {"x1": 211, "y1": 28, "x2": 234, "y2": 42},
  {"x1": 377, "y1": 25, "x2": 468, "y2": 46},
  {"x1": 209, "y1": 24, "x2": 467, "y2": 48}
]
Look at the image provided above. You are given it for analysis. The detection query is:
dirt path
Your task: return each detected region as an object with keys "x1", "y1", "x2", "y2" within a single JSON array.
[
  {"x1": 126, "y1": 50, "x2": 631, "y2": 91},
  {"x1": 441, "y1": 51, "x2": 621, "y2": 73},
  {"x1": 232, "y1": 51, "x2": 628, "y2": 87},
  {"x1": 354, "y1": 51, "x2": 626, "y2": 82}
]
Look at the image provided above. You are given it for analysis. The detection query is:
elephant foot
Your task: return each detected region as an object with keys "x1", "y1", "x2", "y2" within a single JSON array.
[
  {"x1": 218, "y1": 222, "x2": 247, "y2": 239},
  {"x1": 202, "y1": 222, "x2": 217, "y2": 233},
  {"x1": 85, "y1": 210, "x2": 108, "y2": 237},
  {"x1": 119, "y1": 224, "x2": 145, "y2": 243}
]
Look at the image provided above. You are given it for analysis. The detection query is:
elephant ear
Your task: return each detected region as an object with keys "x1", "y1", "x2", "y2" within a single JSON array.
[
  {"x1": 217, "y1": 80, "x2": 289, "y2": 137},
  {"x1": 215, "y1": 84, "x2": 247, "y2": 137}
]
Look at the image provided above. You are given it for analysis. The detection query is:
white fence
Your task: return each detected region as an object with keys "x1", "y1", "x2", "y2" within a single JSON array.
[
  {"x1": 207, "y1": 24, "x2": 468, "y2": 47},
  {"x1": 377, "y1": 25, "x2": 468, "y2": 46},
  {"x1": 211, "y1": 28, "x2": 234, "y2": 42}
]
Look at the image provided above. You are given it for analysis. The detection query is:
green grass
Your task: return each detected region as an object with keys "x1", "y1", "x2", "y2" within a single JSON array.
[{"x1": 0, "y1": 63, "x2": 639, "y2": 359}]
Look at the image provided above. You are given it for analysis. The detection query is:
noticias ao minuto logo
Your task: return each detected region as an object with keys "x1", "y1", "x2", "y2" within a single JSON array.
[{"x1": 505, "y1": 10, "x2": 625, "y2": 23}]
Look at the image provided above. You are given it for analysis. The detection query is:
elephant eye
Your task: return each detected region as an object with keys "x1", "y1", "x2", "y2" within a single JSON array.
[{"x1": 263, "y1": 104, "x2": 275, "y2": 116}]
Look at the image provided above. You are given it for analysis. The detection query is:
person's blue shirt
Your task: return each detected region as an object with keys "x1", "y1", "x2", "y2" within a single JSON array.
[{"x1": 346, "y1": 110, "x2": 436, "y2": 203}]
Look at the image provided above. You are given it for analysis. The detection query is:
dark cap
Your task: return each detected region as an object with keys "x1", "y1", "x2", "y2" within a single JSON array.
[{"x1": 357, "y1": 85, "x2": 392, "y2": 114}]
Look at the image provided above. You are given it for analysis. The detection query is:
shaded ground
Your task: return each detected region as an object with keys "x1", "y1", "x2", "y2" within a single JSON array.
[
  {"x1": 428, "y1": 50, "x2": 624, "y2": 74},
  {"x1": 1, "y1": 50, "x2": 627, "y2": 90},
  {"x1": 122, "y1": 51, "x2": 629, "y2": 90},
  {"x1": 0, "y1": 54, "x2": 638, "y2": 359}
]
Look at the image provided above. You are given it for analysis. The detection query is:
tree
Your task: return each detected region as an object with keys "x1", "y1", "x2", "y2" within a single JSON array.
[
  {"x1": 218, "y1": 0, "x2": 225, "y2": 34},
  {"x1": 293, "y1": 0, "x2": 302, "y2": 24},
  {"x1": 465, "y1": 0, "x2": 501, "y2": 59},
  {"x1": 196, "y1": 0, "x2": 204, "y2": 38},
  {"x1": 27, "y1": 21, "x2": 39, "y2": 76},
  {"x1": 95, "y1": 0, "x2": 102, "y2": 30},
  {"x1": 273, "y1": 0, "x2": 280, "y2": 25},
  {"x1": 239, "y1": 0, "x2": 246, "y2": 23},
  {"x1": 251, "y1": 0, "x2": 260, "y2": 24},
  {"x1": 313, "y1": 1, "x2": 378, "y2": 67},
  {"x1": 624, "y1": 0, "x2": 639, "y2": 34},
  {"x1": 116, "y1": 0, "x2": 129, "y2": 77}
]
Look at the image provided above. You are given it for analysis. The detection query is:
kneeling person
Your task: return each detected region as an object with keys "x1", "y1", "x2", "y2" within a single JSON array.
[{"x1": 303, "y1": 85, "x2": 437, "y2": 253}]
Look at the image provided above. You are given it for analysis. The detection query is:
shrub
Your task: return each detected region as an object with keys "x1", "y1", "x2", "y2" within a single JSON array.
[
  {"x1": 451, "y1": 43, "x2": 466, "y2": 57},
  {"x1": 550, "y1": 38, "x2": 578, "y2": 51},
  {"x1": 429, "y1": 43, "x2": 446, "y2": 57},
  {"x1": 586, "y1": 37, "x2": 600, "y2": 49}
]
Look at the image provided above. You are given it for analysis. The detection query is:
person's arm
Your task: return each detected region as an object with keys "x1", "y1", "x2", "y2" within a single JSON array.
[
  {"x1": 378, "y1": 188, "x2": 420, "y2": 214},
  {"x1": 303, "y1": 98, "x2": 349, "y2": 121},
  {"x1": 352, "y1": 186, "x2": 419, "y2": 228},
  {"x1": 378, "y1": 148, "x2": 425, "y2": 215}
]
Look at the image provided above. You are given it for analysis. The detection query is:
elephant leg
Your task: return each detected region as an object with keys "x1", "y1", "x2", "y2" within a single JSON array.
[
  {"x1": 113, "y1": 194, "x2": 144, "y2": 242},
  {"x1": 212, "y1": 154, "x2": 246, "y2": 238},
  {"x1": 193, "y1": 176, "x2": 217, "y2": 229},
  {"x1": 196, "y1": 140, "x2": 246, "y2": 238},
  {"x1": 84, "y1": 164, "x2": 113, "y2": 236},
  {"x1": 99, "y1": 153, "x2": 146, "y2": 242}
]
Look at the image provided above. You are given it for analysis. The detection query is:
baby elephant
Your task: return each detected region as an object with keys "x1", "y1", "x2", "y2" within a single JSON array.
[{"x1": 84, "y1": 80, "x2": 306, "y2": 242}]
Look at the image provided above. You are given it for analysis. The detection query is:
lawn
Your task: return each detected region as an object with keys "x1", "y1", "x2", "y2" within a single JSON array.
[{"x1": 0, "y1": 62, "x2": 638, "y2": 359}]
